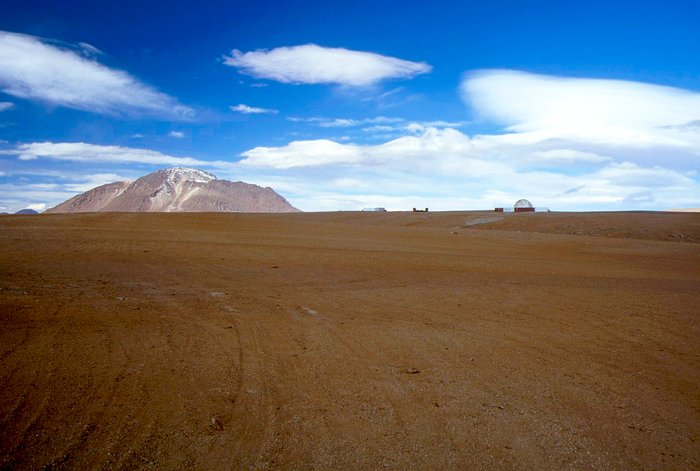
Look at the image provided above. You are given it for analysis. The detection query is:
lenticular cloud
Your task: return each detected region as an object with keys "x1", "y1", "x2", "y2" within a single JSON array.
[
  {"x1": 461, "y1": 70, "x2": 700, "y2": 136},
  {"x1": 224, "y1": 44, "x2": 431, "y2": 86}
]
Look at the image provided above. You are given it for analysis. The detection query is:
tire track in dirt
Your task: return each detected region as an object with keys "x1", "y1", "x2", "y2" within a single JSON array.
[
  {"x1": 305, "y1": 297, "x2": 466, "y2": 466},
  {"x1": 104, "y1": 272, "x2": 270, "y2": 468},
  {"x1": 240, "y1": 287, "x2": 420, "y2": 466},
  {"x1": 120, "y1": 284, "x2": 246, "y2": 468},
  {"x1": 190, "y1": 289, "x2": 285, "y2": 468},
  {"x1": 2, "y1": 212, "x2": 698, "y2": 469},
  {"x1": 0, "y1": 299, "x2": 70, "y2": 469}
]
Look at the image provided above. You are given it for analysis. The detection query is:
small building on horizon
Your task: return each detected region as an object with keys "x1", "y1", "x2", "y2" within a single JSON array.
[
  {"x1": 495, "y1": 199, "x2": 549, "y2": 213},
  {"x1": 514, "y1": 199, "x2": 535, "y2": 212}
]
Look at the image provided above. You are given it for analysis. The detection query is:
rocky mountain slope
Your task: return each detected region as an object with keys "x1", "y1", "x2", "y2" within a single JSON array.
[{"x1": 46, "y1": 167, "x2": 298, "y2": 213}]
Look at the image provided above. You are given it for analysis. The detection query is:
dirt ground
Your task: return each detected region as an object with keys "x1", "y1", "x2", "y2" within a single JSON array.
[{"x1": 1, "y1": 211, "x2": 698, "y2": 469}]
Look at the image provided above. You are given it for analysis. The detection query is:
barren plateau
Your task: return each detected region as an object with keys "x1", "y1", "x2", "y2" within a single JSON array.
[{"x1": 1, "y1": 211, "x2": 699, "y2": 469}]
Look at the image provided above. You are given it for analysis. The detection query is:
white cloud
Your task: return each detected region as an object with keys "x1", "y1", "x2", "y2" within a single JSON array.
[
  {"x1": 289, "y1": 116, "x2": 405, "y2": 128},
  {"x1": 169, "y1": 131, "x2": 185, "y2": 138},
  {"x1": 418, "y1": 120, "x2": 468, "y2": 128},
  {"x1": 0, "y1": 31, "x2": 192, "y2": 118},
  {"x1": 672, "y1": 120, "x2": 700, "y2": 131},
  {"x1": 3, "y1": 142, "x2": 236, "y2": 169},
  {"x1": 223, "y1": 44, "x2": 431, "y2": 86},
  {"x1": 287, "y1": 117, "x2": 466, "y2": 138},
  {"x1": 0, "y1": 181, "x2": 80, "y2": 213},
  {"x1": 235, "y1": 124, "x2": 700, "y2": 211},
  {"x1": 362, "y1": 125, "x2": 396, "y2": 133},
  {"x1": 461, "y1": 70, "x2": 700, "y2": 150},
  {"x1": 0, "y1": 101, "x2": 13, "y2": 111},
  {"x1": 77, "y1": 42, "x2": 102, "y2": 56},
  {"x1": 62, "y1": 173, "x2": 129, "y2": 192},
  {"x1": 231, "y1": 104, "x2": 278, "y2": 114},
  {"x1": 237, "y1": 127, "x2": 496, "y2": 170},
  {"x1": 329, "y1": 116, "x2": 405, "y2": 128},
  {"x1": 239, "y1": 127, "x2": 510, "y2": 171},
  {"x1": 241, "y1": 139, "x2": 362, "y2": 169},
  {"x1": 317, "y1": 118, "x2": 358, "y2": 128},
  {"x1": 26, "y1": 203, "x2": 46, "y2": 211},
  {"x1": 0, "y1": 171, "x2": 139, "y2": 213},
  {"x1": 527, "y1": 149, "x2": 611, "y2": 164}
]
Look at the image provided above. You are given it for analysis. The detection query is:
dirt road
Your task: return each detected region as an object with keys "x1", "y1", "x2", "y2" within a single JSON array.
[{"x1": 1, "y1": 211, "x2": 698, "y2": 469}]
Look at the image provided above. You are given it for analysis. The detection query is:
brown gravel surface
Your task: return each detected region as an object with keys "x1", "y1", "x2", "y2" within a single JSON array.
[{"x1": 1, "y1": 211, "x2": 698, "y2": 469}]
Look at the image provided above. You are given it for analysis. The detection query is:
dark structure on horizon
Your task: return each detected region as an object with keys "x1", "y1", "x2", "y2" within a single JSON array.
[{"x1": 495, "y1": 199, "x2": 548, "y2": 213}]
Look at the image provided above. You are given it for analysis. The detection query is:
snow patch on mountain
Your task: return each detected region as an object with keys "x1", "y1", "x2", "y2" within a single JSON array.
[{"x1": 160, "y1": 167, "x2": 216, "y2": 184}]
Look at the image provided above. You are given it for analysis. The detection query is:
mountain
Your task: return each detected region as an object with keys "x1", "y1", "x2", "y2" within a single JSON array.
[
  {"x1": 47, "y1": 181, "x2": 133, "y2": 213},
  {"x1": 46, "y1": 167, "x2": 299, "y2": 213},
  {"x1": 15, "y1": 208, "x2": 39, "y2": 215}
]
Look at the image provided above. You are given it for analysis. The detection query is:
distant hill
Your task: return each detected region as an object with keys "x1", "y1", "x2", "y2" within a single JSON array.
[
  {"x1": 46, "y1": 167, "x2": 299, "y2": 213},
  {"x1": 14, "y1": 208, "x2": 39, "y2": 215}
]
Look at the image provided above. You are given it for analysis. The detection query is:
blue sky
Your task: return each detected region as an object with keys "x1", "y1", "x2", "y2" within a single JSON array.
[{"x1": 1, "y1": 0, "x2": 699, "y2": 212}]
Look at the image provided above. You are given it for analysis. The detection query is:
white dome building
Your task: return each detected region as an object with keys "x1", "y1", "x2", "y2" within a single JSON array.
[
  {"x1": 514, "y1": 199, "x2": 535, "y2": 212},
  {"x1": 514, "y1": 199, "x2": 533, "y2": 209},
  {"x1": 495, "y1": 198, "x2": 549, "y2": 213}
]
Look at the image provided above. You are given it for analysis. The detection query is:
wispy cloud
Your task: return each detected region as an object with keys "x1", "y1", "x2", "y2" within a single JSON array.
[
  {"x1": 231, "y1": 104, "x2": 278, "y2": 114},
  {"x1": 414, "y1": 120, "x2": 468, "y2": 129},
  {"x1": 62, "y1": 173, "x2": 130, "y2": 192},
  {"x1": 0, "y1": 171, "x2": 136, "y2": 213},
  {"x1": 76, "y1": 42, "x2": 102, "y2": 56},
  {"x1": 527, "y1": 149, "x2": 611, "y2": 164},
  {"x1": 664, "y1": 119, "x2": 700, "y2": 132},
  {"x1": 168, "y1": 131, "x2": 185, "y2": 138},
  {"x1": 0, "y1": 31, "x2": 193, "y2": 118},
  {"x1": 3, "y1": 142, "x2": 236, "y2": 169},
  {"x1": 223, "y1": 44, "x2": 431, "y2": 86},
  {"x1": 287, "y1": 116, "x2": 466, "y2": 135},
  {"x1": 0, "y1": 101, "x2": 13, "y2": 111},
  {"x1": 288, "y1": 116, "x2": 404, "y2": 127}
]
